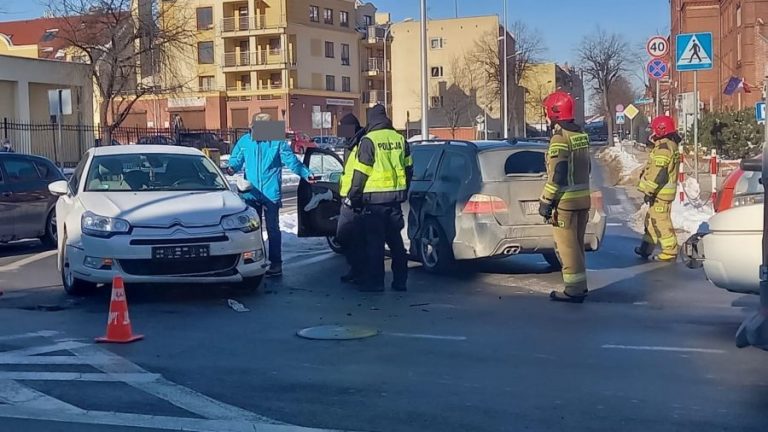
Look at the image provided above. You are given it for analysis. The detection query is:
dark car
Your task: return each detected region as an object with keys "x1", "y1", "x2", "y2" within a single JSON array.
[
  {"x1": 0, "y1": 153, "x2": 65, "y2": 247},
  {"x1": 177, "y1": 132, "x2": 228, "y2": 153},
  {"x1": 296, "y1": 141, "x2": 606, "y2": 272},
  {"x1": 137, "y1": 135, "x2": 176, "y2": 145}
]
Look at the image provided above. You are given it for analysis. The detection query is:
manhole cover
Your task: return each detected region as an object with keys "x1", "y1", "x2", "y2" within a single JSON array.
[{"x1": 297, "y1": 325, "x2": 379, "y2": 340}]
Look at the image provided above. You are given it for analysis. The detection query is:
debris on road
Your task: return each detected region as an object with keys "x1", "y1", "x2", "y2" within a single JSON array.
[{"x1": 227, "y1": 299, "x2": 250, "y2": 312}]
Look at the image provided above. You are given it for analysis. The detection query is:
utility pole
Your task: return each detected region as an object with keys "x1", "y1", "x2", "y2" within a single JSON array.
[
  {"x1": 502, "y1": 0, "x2": 509, "y2": 139},
  {"x1": 455, "y1": 0, "x2": 459, "y2": 18},
  {"x1": 420, "y1": 0, "x2": 429, "y2": 138}
]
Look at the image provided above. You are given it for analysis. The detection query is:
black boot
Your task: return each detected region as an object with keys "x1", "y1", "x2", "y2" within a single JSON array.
[
  {"x1": 340, "y1": 270, "x2": 360, "y2": 284},
  {"x1": 634, "y1": 246, "x2": 653, "y2": 259},
  {"x1": 549, "y1": 291, "x2": 586, "y2": 304}
]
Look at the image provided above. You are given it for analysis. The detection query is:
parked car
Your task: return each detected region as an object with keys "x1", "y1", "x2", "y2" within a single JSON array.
[
  {"x1": 714, "y1": 155, "x2": 763, "y2": 213},
  {"x1": 94, "y1": 138, "x2": 121, "y2": 147},
  {"x1": 312, "y1": 136, "x2": 346, "y2": 151},
  {"x1": 0, "y1": 153, "x2": 64, "y2": 247},
  {"x1": 296, "y1": 140, "x2": 607, "y2": 272},
  {"x1": 287, "y1": 131, "x2": 315, "y2": 154},
  {"x1": 683, "y1": 158, "x2": 763, "y2": 295},
  {"x1": 137, "y1": 135, "x2": 176, "y2": 145},
  {"x1": 48, "y1": 145, "x2": 267, "y2": 295},
  {"x1": 177, "y1": 132, "x2": 229, "y2": 153}
]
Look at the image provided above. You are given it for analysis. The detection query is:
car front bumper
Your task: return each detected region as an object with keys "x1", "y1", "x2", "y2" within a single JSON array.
[{"x1": 68, "y1": 227, "x2": 267, "y2": 284}]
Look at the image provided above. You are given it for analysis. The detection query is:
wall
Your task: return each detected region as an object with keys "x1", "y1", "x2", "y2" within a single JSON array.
[
  {"x1": 290, "y1": 23, "x2": 360, "y2": 94},
  {"x1": 0, "y1": 35, "x2": 39, "y2": 59},
  {"x1": 0, "y1": 80, "x2": 17, "y2": 120},
  {"x1": 288, "y1": 94, "x2": 357, "y2": 135}
]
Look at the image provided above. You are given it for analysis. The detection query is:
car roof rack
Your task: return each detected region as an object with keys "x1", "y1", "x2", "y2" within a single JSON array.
[{"x1": 410, "y1": 139, "x2": 477, "y2": 148}]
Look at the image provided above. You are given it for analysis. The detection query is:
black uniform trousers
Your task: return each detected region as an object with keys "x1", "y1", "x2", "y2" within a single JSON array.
[
  {"x1": 336, "y1": 204, "x2": 365, "y2": 277},
  {"x1": 362, "y1": 203, "x2": 408, "y2": 289}
]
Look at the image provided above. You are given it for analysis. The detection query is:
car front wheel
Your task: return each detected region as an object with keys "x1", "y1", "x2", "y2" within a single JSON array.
[
  {"x1": 61, "y1": 239, "x2": 98, "y2": 296},
  {"x1": 418, "y1": 219, "x2": 454, "y2": 273}
]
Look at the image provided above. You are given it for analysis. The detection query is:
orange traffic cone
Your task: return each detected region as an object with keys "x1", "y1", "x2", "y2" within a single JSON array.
[{"x1": 96, "y1": 276, "x2": 143, "y2": 343}]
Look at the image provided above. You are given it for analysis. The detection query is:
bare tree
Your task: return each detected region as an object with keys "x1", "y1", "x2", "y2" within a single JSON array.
[
  {"x1": 46, "y1": 0, "x2": 195, "y2": 142},
  {"x1": 589, "y1": 75, "x2": 639, "y2": 117},
  {"x1": 578, "y1": 28, "x2": 630, "y2": 143},
  {"x1": 509, "y1": 20, "x2": 545, "y2": 135},
  {"x1": 432, "y1": 56, "x2": 482, "y2": 138},
  {"x1": 469, "y1": 30, "x2": 502, "y2": 109},
  {"x1": 525, "y1": 76, "x2": 553, "y2": 132}
]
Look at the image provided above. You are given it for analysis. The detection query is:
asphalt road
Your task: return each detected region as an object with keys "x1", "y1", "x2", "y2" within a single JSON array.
[{"x1": 0, "y1": 165, "x2": 766, "y2": 432}]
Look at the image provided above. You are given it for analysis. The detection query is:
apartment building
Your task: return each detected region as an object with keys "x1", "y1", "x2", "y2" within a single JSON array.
[
  {"x1": 671, "y1": 0, "x2": 768, "y2": 129},
  {"x1": 520, "y1": 63, "x2": 585, "y2": 131},
  {"x1": 389, "y1": 16, "x2": 523, "y2": 139}
]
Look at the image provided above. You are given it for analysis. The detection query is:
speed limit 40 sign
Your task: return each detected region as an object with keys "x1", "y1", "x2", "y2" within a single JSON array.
[{"x1": 647, "y1": 36, "x2": 669, "y2": 58}]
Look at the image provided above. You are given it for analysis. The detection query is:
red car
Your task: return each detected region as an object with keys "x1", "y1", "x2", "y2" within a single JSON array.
[
  {"x1": 715, "y1": 155, "x2": 764, "y2": 212},
  {"x1": 286, "y1": 131, "x2": 315, "y2": 154}
]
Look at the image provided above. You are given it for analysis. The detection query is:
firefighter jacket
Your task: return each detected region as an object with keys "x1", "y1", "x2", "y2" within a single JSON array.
[
  {"x1": 638, "y1": 134, "x2": 680, "y2": 202},
  {"x1": 540, "y1": 122, "x2": 592, "y2": 211}
]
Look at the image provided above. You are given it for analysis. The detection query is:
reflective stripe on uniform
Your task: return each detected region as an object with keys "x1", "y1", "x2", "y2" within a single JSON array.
[
  {"x1": 660, "y1": 234, "x2": 678, "y2": 250},
  {"x1": 560, "y1": 189, "x2": 591, "y2": 200},
  {"x1": 544, "y1": 182, "x2": 560, "y2": 194},
  {"x1": 405, "y1": 155, "x2": 413, "y2": 167},
  {"x1": 354, "y1": 162, "x2": 374, "y2": 176},
  {"x1": 563, "y1": 272, "x2": 587, "y2": 284}
]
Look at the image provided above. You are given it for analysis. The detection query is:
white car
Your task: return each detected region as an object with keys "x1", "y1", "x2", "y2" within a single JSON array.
[{"x1": 48, "y1": 145, "x2": 267, "y2": 295}]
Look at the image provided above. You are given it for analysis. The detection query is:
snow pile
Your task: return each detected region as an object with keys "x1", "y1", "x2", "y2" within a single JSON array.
[
  {"x1": 598, "y1": 143, "x2": 644, "y2": 184},
  {"x1": 270, "y1": 212, "x2": 330, "y2": 259},
  {"x1": 671, "y1": 199, "x2": 714, "y2": 234}
]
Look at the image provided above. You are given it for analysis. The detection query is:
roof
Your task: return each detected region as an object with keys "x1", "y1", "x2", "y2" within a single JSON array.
[
  {"x1": 0, "y1": 17, "x2": 78, "y2": 59},
  {"x1": 91, "y1": 145, "x2": 204, "y2": 157}
]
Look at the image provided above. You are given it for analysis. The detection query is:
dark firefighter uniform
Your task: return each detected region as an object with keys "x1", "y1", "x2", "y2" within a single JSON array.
[
  {"x1": 337, "y1": 114, "x2": 366, "y2": 283},
  {"x1": 636, "y1": 115, "x2": 681, "y2": 262},
  {"x1": 538, "y1": 91, "x2": 592, "y2": 303},
  {"x1": 347, "y1": 105, "x2": 412, "y2": 292}
]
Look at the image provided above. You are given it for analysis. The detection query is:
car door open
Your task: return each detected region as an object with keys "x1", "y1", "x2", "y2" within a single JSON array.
[{"x1": 297, "y1": 148, "x2": 344, "y2": 237}]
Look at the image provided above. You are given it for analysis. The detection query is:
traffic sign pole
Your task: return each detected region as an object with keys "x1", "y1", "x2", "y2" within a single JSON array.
[
  {"x1": 656, "y1": 80, "x2": 660, "y2": 117},
  {"x1": 694, "y1": 70, "x2": 699, "y2": 182}
]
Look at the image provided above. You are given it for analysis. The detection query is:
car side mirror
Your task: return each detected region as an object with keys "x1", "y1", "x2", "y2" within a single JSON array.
[
  {"x1": 48, "y1": 180, "x2": 69, "y2": 196},
  {"x1": 740, "y1": 158, "x2": 762, "y2": 172}
]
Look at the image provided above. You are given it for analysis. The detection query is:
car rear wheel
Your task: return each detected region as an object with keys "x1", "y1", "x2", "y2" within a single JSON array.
[
  {"x1": 418, "y1": 219, "x2": 454, "y2": 273},
  {"x1": 40, "y1": 209, "x2": 57, "y2": 249},
  {"x1": 542, "y1": 251, "x2": 563, "y2": 270},
  {"x1": 326, "y1": 236, "x2": 344, "y2": 254},
  {"x1": 234, "y1": 275, "x2": 264, "y2": 294},
  {"x1": 61, "y1": 237, "x2": 97, "y2": 296}
]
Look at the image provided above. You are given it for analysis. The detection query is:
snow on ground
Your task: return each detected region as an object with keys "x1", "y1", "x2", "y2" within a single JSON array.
[{"x1": 599, "y1": 142, "x2": 644, "y2": 179}]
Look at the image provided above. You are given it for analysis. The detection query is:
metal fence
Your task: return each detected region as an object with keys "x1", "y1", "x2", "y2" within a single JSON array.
[{"x1": 1, "y1": 118, "x2": 248, "y2": 167}]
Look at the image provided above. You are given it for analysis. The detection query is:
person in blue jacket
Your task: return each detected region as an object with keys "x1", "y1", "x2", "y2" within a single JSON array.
[{"x1": 228, "y1": 113, "x2": 312, "y2": 277}]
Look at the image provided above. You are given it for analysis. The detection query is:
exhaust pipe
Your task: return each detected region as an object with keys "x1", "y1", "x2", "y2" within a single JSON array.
[{"x1": 502, "y1": 245, "x2": 521, "y2": 255}]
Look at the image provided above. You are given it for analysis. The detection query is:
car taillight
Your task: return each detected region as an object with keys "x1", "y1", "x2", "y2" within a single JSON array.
[
  {"x1": 590, "y1": 191, "x2": 604, "y2": 211},
  {"x1": 463, "y1": 194, "x2": 508, "y2": 214}
]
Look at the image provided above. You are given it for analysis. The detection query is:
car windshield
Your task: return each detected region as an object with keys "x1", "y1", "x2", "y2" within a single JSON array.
[{"x1": 84, "y1": 153, "x2": 228, "y2": 192}]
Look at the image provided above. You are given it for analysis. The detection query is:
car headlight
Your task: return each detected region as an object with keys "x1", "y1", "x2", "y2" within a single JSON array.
[
  {"x1": 221, "y1": 208, "x2": 260, "y2": 233},
  {"x1": 733, "y1": 194, "x2": 764, "y2": 208},
  {"x1": 81, "y1": 211, "x2": 131, "y2": 237}
]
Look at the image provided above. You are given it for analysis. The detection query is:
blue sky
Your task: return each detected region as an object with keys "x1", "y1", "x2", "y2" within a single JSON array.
[{"x1": 2, "y1": 0, "x2": 669, "y2": 82}]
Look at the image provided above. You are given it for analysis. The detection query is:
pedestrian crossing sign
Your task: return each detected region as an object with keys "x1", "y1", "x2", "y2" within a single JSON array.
[{"x1": 676, "y1": 32, "x2": 713, "y2": 71}]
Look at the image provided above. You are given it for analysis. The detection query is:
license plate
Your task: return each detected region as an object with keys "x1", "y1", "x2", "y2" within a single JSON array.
[
  {"x1": 152, "y1": 245, "x2": 210, "y2": 259},
  {"x1": 522, "y1": 201, "x2": 539, "y2": 215}
]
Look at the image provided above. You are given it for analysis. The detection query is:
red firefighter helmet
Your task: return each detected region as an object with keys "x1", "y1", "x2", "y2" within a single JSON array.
[
  {"x1": 651, "y1": 115, "x2": 676, "y2": 137},
  {"x1": 543, "y1": 91, "x2": 575, "y2": 122}
]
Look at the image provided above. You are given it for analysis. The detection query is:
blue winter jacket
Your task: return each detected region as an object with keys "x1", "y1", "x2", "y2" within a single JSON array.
[{"x1": 228, "y1": 135, "x2": 311, "y2": 206}]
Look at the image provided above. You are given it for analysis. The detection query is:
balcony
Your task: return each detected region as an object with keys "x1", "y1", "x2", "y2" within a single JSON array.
[
  {"x1": 362, "y1": 90, "x2": 389, "y2": 106},
  {"x1": 364, "y1": 57, "x2": 389, "y2": 76},
  {"x1": 220, "y1": 16, "x2": 286, "y2": 35},
  {"x1": 363, "y1": 25, "x2": 387, "y2": 45},
  {"x1": 222, "y1": 50, "x2": 288, "y2": 69}
]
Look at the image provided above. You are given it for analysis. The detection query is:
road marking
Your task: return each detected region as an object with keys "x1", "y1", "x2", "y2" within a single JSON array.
[
  {"x1": 0, "y1": 341, "x2": 88, "y2": 358},
  {"x1": 0, "y1": 372, "x2": 161, "y2": 382},
  {"x1": 0, "y1": 356, "x2": 109, "y2": 365},
  {"x1": 0, "y1": 406, "x2": 351, "y2": 432},
  {"x1": 384, "y1": 332, "x2": 468, "y2": 341},
  {"x1": 0, "y1": 250, "x2": 57, "y2": 272},
  {"x1": 607, "y1": 222, "x2": 623, "y2": 227},
  {"x1": 285, "y1": 251, "x2": 336, "y2": 268},
  {"x1": 601, "y1": 344, "x2": 726, "y2": 354},
  {"x1": 0, "y1": 380, "x2": 84, "y2": 413},
  {"x1": 0, "y1": 331, "x2": 59, "y2": 342}
]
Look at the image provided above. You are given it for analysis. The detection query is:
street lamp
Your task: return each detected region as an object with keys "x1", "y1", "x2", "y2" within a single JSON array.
[
  {"x1": 419, "y1": 0, "x2": 429, "y2": 138},
  {"x1": 383, "y1": 17, "x2": 413, "y2": 111},
  {"x1": 502, "y1": 0, "x2": 509, "y2": 139}
]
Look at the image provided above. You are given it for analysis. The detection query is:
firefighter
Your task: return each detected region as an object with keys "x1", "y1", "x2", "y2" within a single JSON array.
[
  {"x1": 538, "y1": 91, "x2": 592, "y2": 304},
  {"x1": 347, "y1": 105, "x2": 412, "y2": 292},
  {"x1": 337, "y1": 114, "x2": 367, "y2": 284},
  {"x1": 635, "y1": 115, "x2": 681, "y2": 262}
]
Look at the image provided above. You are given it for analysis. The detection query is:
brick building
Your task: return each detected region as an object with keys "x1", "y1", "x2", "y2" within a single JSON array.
[{"x1": 671, "y1": 0, "x2": 768, "y2": 130}]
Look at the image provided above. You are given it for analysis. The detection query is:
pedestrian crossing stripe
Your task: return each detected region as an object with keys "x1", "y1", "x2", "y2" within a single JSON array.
[{"x1": 676, "y1": 33, "x2": 713, "y2": 71}]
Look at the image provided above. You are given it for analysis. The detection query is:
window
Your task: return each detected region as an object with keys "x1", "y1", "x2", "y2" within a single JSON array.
[
  {"x1": 199, "y1": 75, "x2": 215, "y2": 91},
  {"x1": 342, "y1": 76, "x2": 351, "y2": 92},
  {"x1": 3, "y1": 158, "x2": 40, "y2": 184},
  {"x1": 736, "y1": 4, "x2": 742, "y2": 27},
  {"x1": 340, "y1": 11, "x2": 349, "y2": 27},
  {"x1": 34, "y1": 160, "x2": 60, "y2": 181},
  {"x1": 737, "y1": 33, "x2": 742, "y2": 61},
  {"x1": 430, "y1": 37, "x2": 443, "y2": 49},
  {"x1": 270, "y1": 72, "x2": 282, "y2": 87},
  {"x1": 430, "y1": 66, "x2": 444, "y2": 78},
  {"x1": 430, "y1": 96, "x2": 443, "y2": 108},
  {"x1": 68, "y1": 158, "x2": 87, "y2": 194},
  {"x1": 197, "y1": 41, "x2": 214, "y2": 64},
  {"x1": 504, "y1": 151, "x2": 546, "y2": 175},
  {"x1": 412, "y1": 149, "x2": 442, "y2": 181},
  {"x1": 325, "y1": 41, "x2": 334, "y2": 58},
  {"x1": 437, "y1": 151, "x2": 469, "y2": 185},
  {"x1": 308, "y1": 153, "x2": 343, "y2": 179},
  {"x1": 269, "y1": 38, "x2": 281, "y2": 54},
  {"x1": 41, "y1": 29, "x2": 58, "y2": 42},
  {"x1": 324, "y1": 8, "x2": 334, "y2": 25},
  {"x1": 341, "y1": 43, "x2": 350, "y2": 65},
  {"x1": 325, "y1": 75, "x2": 336, "y2": 91},
  {"x1": 84, "y1": 154, "x2": 227, "y2": 192},
  {"x1": 309, "y1": 5, "x2": 320, "y2": 22},
  {"x1": 364, "y1": 15, "x2": 373, "y2": 26},
  {"x1": 196, "y1": 7, "x2": 213, "y2": 30}
]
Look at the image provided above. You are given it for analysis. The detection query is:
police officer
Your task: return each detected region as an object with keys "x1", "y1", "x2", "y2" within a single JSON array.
[
  {"x1": 337, "y1": 114, "x2": 367, "y2": 284},
  {"x1": 636, "y1": 115, "x2": 681, "y2": 262},
  {"x1": 347, "y1": 105, "x2": 412, "y2": 292},
  {"x1": 538, "y1": 91, "x2": 592, "y2": 303}
]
